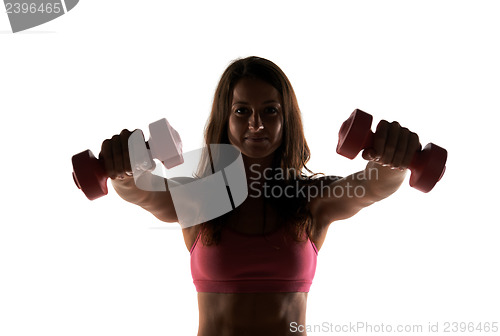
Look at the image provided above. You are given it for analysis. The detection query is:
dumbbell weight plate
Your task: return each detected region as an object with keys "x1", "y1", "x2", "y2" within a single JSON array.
[
  {"x1": 409, "y1": 143, "x2": 448, "y2": 193},
  {"x1": 72, "y1": 150, "x2": 108, "y2": 200},
  {"x1": 148, "y1": 118, "x2": 184, "y2": 169},
  {"x1": 336, "y1": 109, "x2": 373, "y2": 159}
]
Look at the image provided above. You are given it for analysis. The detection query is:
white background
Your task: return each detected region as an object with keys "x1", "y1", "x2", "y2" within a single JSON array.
[{"x1": 1, "y1": 1, "x2": 499, "y2": 335}]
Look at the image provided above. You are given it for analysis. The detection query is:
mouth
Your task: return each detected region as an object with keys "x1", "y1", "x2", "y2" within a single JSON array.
[{"x1": 245, "y1": 137, "x2": 267, "y2": 142}]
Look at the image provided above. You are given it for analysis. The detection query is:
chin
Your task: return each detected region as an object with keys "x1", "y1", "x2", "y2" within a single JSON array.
[{"x1": 241, "y1": 150, "x2": 275, "y2": 161}]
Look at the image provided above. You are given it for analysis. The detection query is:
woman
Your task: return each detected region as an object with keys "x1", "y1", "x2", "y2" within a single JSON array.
[{"x1": 99, "y1": 56, "x2": 421, "y2": 335}]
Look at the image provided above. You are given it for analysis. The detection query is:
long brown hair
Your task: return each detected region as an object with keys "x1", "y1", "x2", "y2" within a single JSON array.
[{"x1": 197, "y1": 56, "x2": 326, "y2": 245}]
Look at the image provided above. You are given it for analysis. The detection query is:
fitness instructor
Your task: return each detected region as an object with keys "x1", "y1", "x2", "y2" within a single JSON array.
[{"x1": 98, "y1": 56, "x2": 421, "y2": 336}]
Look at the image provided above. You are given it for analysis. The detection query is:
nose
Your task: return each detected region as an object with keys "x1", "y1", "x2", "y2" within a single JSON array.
[{"x1": 248, "y1": 112, "x2": 264, "y2": 131}]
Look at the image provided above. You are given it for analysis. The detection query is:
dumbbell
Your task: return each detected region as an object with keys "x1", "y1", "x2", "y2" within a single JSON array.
[
  {"x1": 336, "y1": 109, "x2": 447, "y2": 193},
  {"x1": 72, "y1": 118, "x2": 184, "y2": 200}
]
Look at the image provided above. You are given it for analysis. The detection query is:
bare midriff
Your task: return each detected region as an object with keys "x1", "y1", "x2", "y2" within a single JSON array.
[
  {"x1": 185, "y1": 194, "x2": 322, "y2": 336},
  {"x1": 196, "y1": 291, "x2": 308, "y2": 336}
]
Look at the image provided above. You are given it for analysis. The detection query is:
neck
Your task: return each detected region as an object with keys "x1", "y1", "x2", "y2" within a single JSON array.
[
  {"x1": 242, "y1": 154, "x2": 279, "y2": 200},
  {"x1": 243, "y1": 154, "x2": 275, "y2": 181}
]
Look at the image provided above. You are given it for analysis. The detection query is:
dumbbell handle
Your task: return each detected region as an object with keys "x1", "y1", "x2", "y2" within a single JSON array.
[
  {"x1": 359, "y1": 128, "x2": 445, "y2": 182},
  {"x1": 72, "y1": 138, "x2": 156, "y2": 200},
  {"x1": 345, "y1": 121, "x2": 419, "y2": 171},
  {"x1": 73, "y1": 118, "x2": 183, "y2": 201},
  {"x1": 337, "y1": 109, "x2": 447, "y2": 192}
]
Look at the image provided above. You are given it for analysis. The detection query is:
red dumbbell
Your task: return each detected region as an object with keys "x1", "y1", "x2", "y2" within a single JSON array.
[
  {"x1": 336, "y1": 109, "x2": 447, "y2": 193},
  {"x1": 72, "y1": 118, "x2": 184, "y2": 200}
]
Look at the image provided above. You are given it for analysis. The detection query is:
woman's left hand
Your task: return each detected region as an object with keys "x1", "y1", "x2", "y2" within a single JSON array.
[{"x1": 362, "y1": 120, "x2": 421, "y2": 170}]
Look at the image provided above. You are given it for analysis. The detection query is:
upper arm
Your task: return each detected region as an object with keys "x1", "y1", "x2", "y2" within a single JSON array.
[
  {"x1": 139, "y1": 189, "x2": 178, "y2": 223},
  {"x1": 308, "y1": 173, "x2": 378, "y2": 227}
]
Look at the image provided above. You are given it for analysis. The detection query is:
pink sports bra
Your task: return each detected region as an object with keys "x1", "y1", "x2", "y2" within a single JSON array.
[{"x1": 190, "y1": 224, "x2": 318, "y2": 293}]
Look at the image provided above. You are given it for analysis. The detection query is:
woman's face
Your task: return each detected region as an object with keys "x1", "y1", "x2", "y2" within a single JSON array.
[{"x1": 228, "y1": 78, "x2": 283, "y2": 162}]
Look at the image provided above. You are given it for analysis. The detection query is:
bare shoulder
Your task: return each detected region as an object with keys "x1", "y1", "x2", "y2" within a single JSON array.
[
  {"x1": 308, "y1": 172, "x2": 377, "y2": 231},
  {"x1": 300, "y1": 175, "x2": 342, "y2": 251},
  {"x1": 159, "y1": 176, "x2": 201, "y2": 252},
  {"x1": 302, "y1": 174, "x2": 342, "y2": 222}
]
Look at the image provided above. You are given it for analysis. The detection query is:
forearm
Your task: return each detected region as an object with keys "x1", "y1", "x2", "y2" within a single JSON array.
[
  {"x1": 111, "y1": 174, "x2": 178, "y2": 223},
  {"x1": 111, "y1": 177, "x2": 155, "y2": 206},
  {"x1": 363, "y1": 161, "x2": 407, "y2": 201}
]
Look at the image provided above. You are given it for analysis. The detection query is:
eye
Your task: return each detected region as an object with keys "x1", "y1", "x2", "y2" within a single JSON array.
[
  {"x1": 265, "y1": 107, "x2": 279, "y2": 114},
  {"x1": 234, "y1": 108, "x2": 248, "y2": 115}
]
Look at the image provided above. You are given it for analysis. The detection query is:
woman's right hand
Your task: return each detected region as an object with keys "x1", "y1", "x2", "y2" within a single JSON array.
[
  {"x1": 98, "y1": 128, "x2": 178, "y2": 223},
  {"x1": 99, "y1": 129, "x2": 136, "y2": 181}
]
